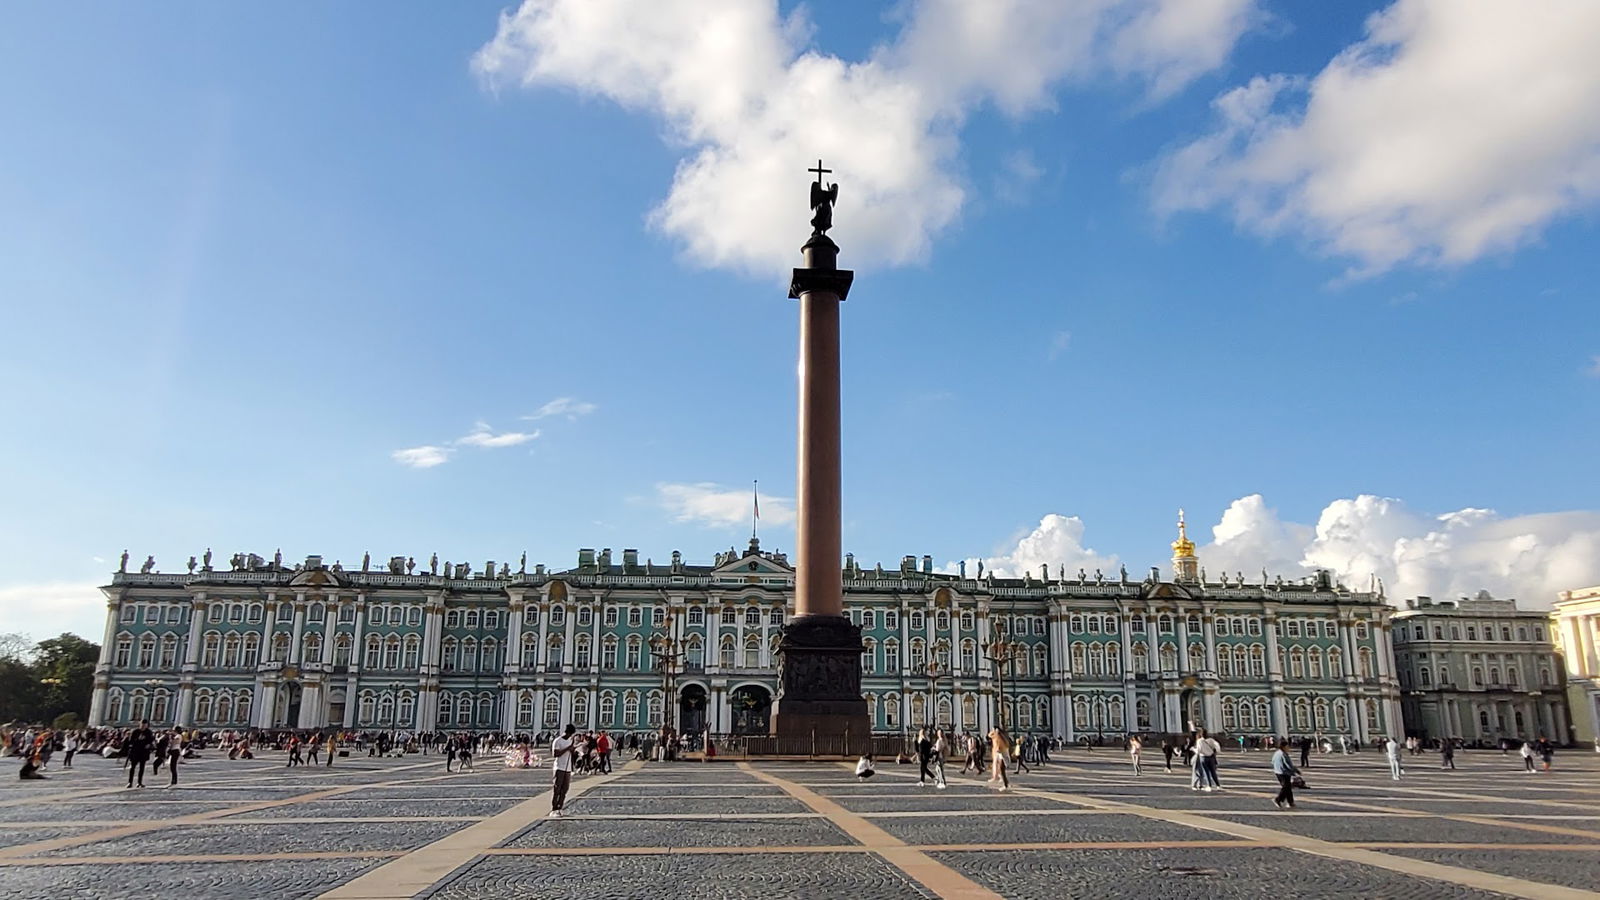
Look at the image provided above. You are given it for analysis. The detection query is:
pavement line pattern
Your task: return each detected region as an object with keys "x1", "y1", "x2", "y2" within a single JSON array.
[
  {"x1": 739, "y1": 762, "x2": 1001, "y2": 900},
  {"x1": 1016, "y1": 784, "x2": 1600, "y2": 900},
  {"x1": 315, "y1": 764, "x2": 631, "y2": 900}
]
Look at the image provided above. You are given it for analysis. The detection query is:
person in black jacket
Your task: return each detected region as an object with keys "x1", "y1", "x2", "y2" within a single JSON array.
[{"x1": 126, "y1": 720, "x2": 156, "y2": 789}]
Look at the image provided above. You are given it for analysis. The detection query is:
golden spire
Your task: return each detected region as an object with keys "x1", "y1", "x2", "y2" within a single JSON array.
[{"x1": 1171, "y1": 508, "x2": 1196, "y2": 559}]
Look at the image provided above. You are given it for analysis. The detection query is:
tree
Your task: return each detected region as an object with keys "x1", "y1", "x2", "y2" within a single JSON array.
[{"x1": 0, "y1": 633, "x2": 99, "y2": 725}]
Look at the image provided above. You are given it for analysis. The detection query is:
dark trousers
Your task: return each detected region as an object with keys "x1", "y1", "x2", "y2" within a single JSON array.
[
  {"x1": 918, "y1": 755, "x2": 932, "y2": 783},
  {"x1": 167, "y1": 752, "x2": 180, "y2": 785},
  {"x1": 551, "y1": 770, "x2": 572, "y2": 811},
  {"x1": 127, "y1": 758, "x2": 147, "y2": 787},
  {"x1": 1523, "y1": 756, "x2": 1535, "y2": 771},
  {"x1": 1300, "y1": 747, "x2": 1310, "y2": 767},
  {"x1": 62, "y1": 749, "x2": 75, "y2": 768},
  {"x1": 1275, "y1": 772, "x2": 1295, "y2": 807}
]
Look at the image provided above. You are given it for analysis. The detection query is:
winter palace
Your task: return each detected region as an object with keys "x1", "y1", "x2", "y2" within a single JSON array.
[{"x1": 90, "y1": 519, "x2": 1411, "y2": 743}]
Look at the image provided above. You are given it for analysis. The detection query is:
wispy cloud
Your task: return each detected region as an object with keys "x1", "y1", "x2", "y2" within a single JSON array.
[
  {"x1": 392, "y1": 445, "x2": 453, "y2": 469},
  {"x1": 0, "y1": 582, "x2": 109, "y2": 640},
  {"x1": 457, "y1": 422, "x2": 540, "y2": 448},
  {"x1": 1586, "y1": 355, "x2": 1600, "y2": 378},
  {"x1": 524, "y1": 397, "x2": 597, "y2": 421},
  {"x1": 995, "y1": 150, "x2": 1046, "y2": 205},
  {"x1": 1048, "y1": 330, "x2": 1072, "y2": 361},
  {"x1": 657, "y1": 482, "x2": 795, "y2": 528}
]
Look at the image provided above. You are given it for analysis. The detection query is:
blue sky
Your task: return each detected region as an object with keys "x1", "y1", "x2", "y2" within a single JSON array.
[{"x1": 3, "y1": 1, "x2": 1598, "y2": 638}]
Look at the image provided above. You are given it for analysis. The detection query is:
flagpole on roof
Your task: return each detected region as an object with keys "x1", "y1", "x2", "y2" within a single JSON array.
[{"x1": 752, "y1": 479, "x2": 760, "y2": 542}]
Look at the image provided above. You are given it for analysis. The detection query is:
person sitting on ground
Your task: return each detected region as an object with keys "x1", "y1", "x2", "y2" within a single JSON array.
[{"x1": 855, "y1": 753, "x2": 876, "y2": 780}]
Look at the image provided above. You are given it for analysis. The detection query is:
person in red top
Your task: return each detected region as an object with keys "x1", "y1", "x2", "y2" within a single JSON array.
[{"x1": 595, "y1": 731, "x2": 612, "y2": 773}]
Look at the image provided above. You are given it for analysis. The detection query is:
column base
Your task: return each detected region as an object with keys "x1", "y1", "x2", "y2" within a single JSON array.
[{"x1": 771, "y1": 614, "x2": 870, "y2": 754}]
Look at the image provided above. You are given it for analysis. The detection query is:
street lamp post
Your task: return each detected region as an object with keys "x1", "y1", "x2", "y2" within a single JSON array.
[
  {"x1": 649, "y1": 634, "x2": 683, "y2": 739},
  {"x1": 924, "y1": 662, "x2": 948, "y2": 731},
  {"x1": 983, "y1": 622, "x2": 1022, "y2": 734}
]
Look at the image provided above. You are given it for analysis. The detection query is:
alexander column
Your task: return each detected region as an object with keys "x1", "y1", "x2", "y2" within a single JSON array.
[{"x1": 772, "y1": 161, "x2": 870, "y2": 751}]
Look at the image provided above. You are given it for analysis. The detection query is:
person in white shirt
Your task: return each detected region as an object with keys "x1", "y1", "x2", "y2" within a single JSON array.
[
  {"x1": 1129, "y1": 735, "x2": 1143, "y2": 776},
  {"x1": 1384, "y1": 736, "x2": 1404, "y2": 780},
  {"x1": 549, "y1": 724, "x2": 577, "y2": 817}
]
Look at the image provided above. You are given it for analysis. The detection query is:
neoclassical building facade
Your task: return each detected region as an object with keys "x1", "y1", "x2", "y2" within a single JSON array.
[
  {"x1": 91, "y1": 525, "x2": 1403, "y2": 741},
  {"x1": 1552, "y1": 585, "x2": 1600, "y2": 744},
  {"x1": 1391, "y1": 593, "x2": 1570, "y2": 742}
]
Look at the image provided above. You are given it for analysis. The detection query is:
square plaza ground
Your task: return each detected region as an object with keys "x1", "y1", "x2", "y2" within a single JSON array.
[{"x1": 1, "y1": 746, "x2": 1597, "y2": 898}]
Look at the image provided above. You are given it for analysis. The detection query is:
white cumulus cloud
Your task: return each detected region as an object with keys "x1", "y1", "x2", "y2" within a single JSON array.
[
  {"x1": 658, "y1": 482, "x2": 795, "y2": 528},
  {"x1": 392, "y1": 445, "x2": 453, "y2": 468},
  {"x1": 959, "y1": 494, "x2": 1600, "y2": 608},
  {"x1": 947, "y1": 513, "x2": 1121, "y2": 581},
  {"x1": 475, "y1": 0, "x2": 1259, "y2": 276},
  {"x1": 1154, "y1": 0, "x2": 1600, "y2": 275}
]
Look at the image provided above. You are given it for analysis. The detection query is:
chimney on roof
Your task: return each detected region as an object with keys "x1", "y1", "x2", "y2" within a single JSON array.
[
  {"x1": 578, "y1": 548, "x2": 595, "y2": 570},
  {"x1": 598, "y1": 548, "x2": 612, "y2": 570},
  {"x1": 922, "y1": 555, "x2": 933, "y2": 574},
  {"x1": 623, "y1": 548, "x2": 639, "y2": 572}
]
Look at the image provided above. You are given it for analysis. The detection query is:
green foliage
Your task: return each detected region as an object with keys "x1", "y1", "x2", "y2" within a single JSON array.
[
  {"x1": 52, "y1": 712, "x2": 84, "y2": 731},
  {"x1": 0, "y1": 633, "x2": 99, "y2": 725}
]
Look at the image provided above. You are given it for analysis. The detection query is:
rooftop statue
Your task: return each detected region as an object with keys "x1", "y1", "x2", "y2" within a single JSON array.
[{"x1": 119, "y1": 550, "x2": 129, "y2": 573}]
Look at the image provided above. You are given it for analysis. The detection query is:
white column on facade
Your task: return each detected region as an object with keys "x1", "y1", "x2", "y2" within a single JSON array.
[
  {"x1": 1175, "y1": 609, "x2": 1190, "y2": 671},
  {"x1": 1581, "y1": 615, "x2": 1600, "y2": 674},
  {"x1": 320, "y1": 592, "x2": 337, "y2": 666},
  {"x1": 89, "y1": 592, "x2": 123, "y2": 726},
  {"x1": 563, "y1": 600, "x2": 577, "y2": 674},
  {"x1": 536, "y1": 599, "x2": 550, "y2": 669},
  {"x1": 288, "y1": 592, "x2": 307, "y2": 665},
  {"x1": 1265, "y1": 612, "x2": 1287, "y2": 735}
]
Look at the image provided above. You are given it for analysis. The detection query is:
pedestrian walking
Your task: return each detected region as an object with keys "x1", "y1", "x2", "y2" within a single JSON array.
[
  {"x1": 1538, "y1": 736, "x2": 1554, "y2": 772},
  {"x1": 326, "y1": 734, "x2": 337, "y2": 767},
  {"x1": 305, "y1": 737, "x2": 320, "y2": 766},
  {"x1": 125, "y1": 720, "x2": 155, "y2": 788},
  {"x1": 1299, "y1": 736, "x2": 1312, "y2": 769},
  {"x1": 962, "y1": 732, "x2": 982, "y2": 775},
  {"x1": 1520, "y1": 739, "x2": 1537, "y2": 773},
  {"x1": 915, "y1": 728, "x2": 934, "y2": 786},
  {"x1": 1128, "y1": 735, "x2": 1143, "y2": 776},
  {"x1": 62, "y1": 731, "x2": 78, "y2": 769},
  {"x1": 549, "y1": 724, "x2": 576, "y2": 818},
  {"x1": 1161, "y1": 737, "x2": 1175, "y2": 773},
  {"x1": 1271, "y1": 738, "x2": 1299, "y2": 809},
  {"x1": 164, "y1": 729, "x2": 182, "y2": 787},
  {"x1": 1194, "y1": 729, "x2": 1221, "y2": 791},
  {"x1": 987, "y1": 725, "x2": 1012, "y2": 792},
  {"x1": 930, "y1": 730, "x2": 949, "y2": 789},
  {"x1": 1440, "y1": 740, "x2": 1456, "y2": 770}
]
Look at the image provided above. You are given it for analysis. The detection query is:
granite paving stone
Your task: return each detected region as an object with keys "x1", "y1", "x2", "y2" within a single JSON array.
[
  {"x1": 499, "y1": 814, "x2": 856, "y2": 848},
  {"x1": 0, "y1": 858, "x2": 385, "y2": 900},
  {"x1": 1202, "y1": 812, "x2": 1600, "y2": 845},
  {"x1": 874, "y1": 811, "x2": 1223, "y2": 845},
  {"x1": 35, "y1": 819, "x2": 469, "y2": 857},
  {"x1": 423, "y1": 852, "x2": 934, "y2": 899},
  {"x1": 931, "y1": 847, "x2": 1513, "y2": 898},
  {"x1": 1380, "y1": 847, "x2": 1600, "y2": 893}
]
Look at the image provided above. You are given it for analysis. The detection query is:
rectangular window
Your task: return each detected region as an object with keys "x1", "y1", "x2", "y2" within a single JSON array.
[
  {"x1": 885, "y1": 610, "x2": 900, "y2": 630},
  {"x1": 602, "y1": 643, "x2": 617, "y2": 669},
  {"x1": 629, "y1": 607, "x2": 643, "y2": 627},
  {"x1": 339, "y1": 604, "x2": 355, "y2": 623},
  {"x1": 205, "y1": 605, "x2": 221, "y2": 624},
  {"x1": 768, "y1": 608, "x2": 783, "y2": 625},
  {"x1": 862, "y1": 610, "x2": 875, "y2": 630},
  {"x1": 277, "y1": 604, "x2": 293, "y2": 622},
  {"x1": 577, "y1": 607, "x2": 592, "y2": 627},
  {"x1": 652, "y1": 607, "x2": 666, "y2": 627},
  {"x1": 604, "y1": 607, "x2": 618, "y2": 627}
]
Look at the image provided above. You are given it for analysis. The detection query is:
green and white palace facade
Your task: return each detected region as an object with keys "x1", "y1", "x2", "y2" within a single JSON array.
[{"x1": 91, "y1": 527, "x2": 1403, "y2": 741}]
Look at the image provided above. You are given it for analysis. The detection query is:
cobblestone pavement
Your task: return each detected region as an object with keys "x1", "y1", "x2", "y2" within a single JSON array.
[{"x1": 0, "y1": 748, "x2": 1596, "y2": 898}]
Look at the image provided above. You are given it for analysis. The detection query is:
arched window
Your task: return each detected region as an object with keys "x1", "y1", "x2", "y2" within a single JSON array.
[
  {"x1": 575, "y1": 635, "x2": 592, "y2": 670},
  {"x1": 1186, "y1": 614, "x2": 1201, "y2": 634},
  {"x1": 546, "y1": 635, "x2": 563, "y2": 668},
  {"x1": 687, "y1": 606, "x2": 704, "y2": 625},
  {"x1": 219, "y1": 633, "x2": 239, "y2": 668},
  {"x1": 1334, "y1": 699, "x2": 1349, "y2": 732},
  {"x1": 1221, "y1": 696, "x2": 1236, "y2": 730},
  {"x1": 1217, "y1": 645, "x2": 1233, "y2": 677},
  {"x1": 936, "y1": 610, "x2": 950, "y2": 632},
  {"x1": 1131, "y1": 641, "x2": 1149, "y2": 674},
  {"x1": 600, "y1": 691, "x2": 616, "y2": 725},
  {"x1": 623, "y1": 691, "x2": 640, "y2": 726},
  {"x1": 961, "y1": 693, "x2": 977, "y2": 728},
  {"x1": 1313, "y1": 697, "x2": 1329, "y2": 729},
  {"x1": 910, "y1": 693, "x2": 926, "y2": 725},
  {"x1": 517, "y1": 690, "x2": 535, "y2": 727},
  {"x1": 1307, "y1": 647, "x2": 1323, "y2": 679},
  {"x1": 884, "y1": 693, "x2": 901, "y2": 729},
  {"x1": 960, "y1": 611, "x2": 975, "y2": 631},
  {"x1": 909, "y1": 638, "x2": 927, "y2": 670},
  {"x1": 303, "y1": 633, "x2": 322, "y2": 664},
  {"x1": 1328, "y1": 647, "x2": 1343, "y2": 677},
  {"x1": 404, "y1": 635, "x2": 421, "y2": 669},
  {"x1": 1292, "y1": 697, "x2": 1310, "y2": 730},
  {"x1": 1365, "y1": 698, "x2": 1380, "y2": 731},
  {"x1": 193, "y1": 690, "x2": 212, "y2": 724},
  {"x1": 398, "y1": 691, "x2": 416, "y2": 725},
  {"x1": 1107, "y1": 696, "x2": 1123, "y2": 730},
  {"x1": 626, "y1": 636, "x2": 642, "y2": 670},
  {"x1": 647, "y1": 690, "x2": 664, "y2": 726},
  {"x1": 601, "y1": 637, "x2": 618, "y2": 670},
  {"x1": 1017, "y1": 697, "x2": 1033, "y2": 729},
  {"x1": 1289, "y1": 647, "x2": 1305, "y2": 679},
  {"x1": 1068, "y1": 614, "x2": 1084, "y2": 633},
  {"x1": 1073, "y1": 697, "x2": 1089, "y2": 729},
  {"x1": 137, "y1": 634, "x2": 156, "y2": 668},
  {"x1": 936, "y1": 640, "x2": 952, "y2": 671},
  {"x1": 572, "y1": 691, "x2": 590, "y2": 727},
  {"x1": 1033, "y1": 644, "x2": 1048, "y2": 677},
  {"x1": 1036, "y1": 696, "x2": 1050, "y2": 728},
  {"x1": 201, "y1": 633, "x2": 219, "y2": 668},
  {"x1": 308, "y1": 603, "x2": 325, "y2": 623},
  {"x1": 1070, "y1": 642, "x2": 1086, "y2": 676},
  {"x1": 884, "y1": 639, "x2": 900, "y2": 673},
  {"x1": 1358, "y1": 647, "x2": 1374, "y2": 678},
  {"x1": 744, "y1": 636, "x2": 760, "y2": 668},
  {"x1": 1087, "y1": 642, "x2": 1105, "y2": 677},
  {"x1": 235, "y1": 689, "x2": 252, "y2": 724},
  {"x1": 544, "y1": 689, "x2": 561, "y2": 727},
  {"x1": 1250, "y1": 645, "x2": 1266, "y2": 677},
  {"x1": 461, "y1": 637, "x2": 479, "y2": 673},
  {"x1": 720, "y1": 635, "x2": 736, "y2": 668},
  {"x1": 271, "y1": 632, "x2": 289, "y2": 662},
  {"x1": 1188, "y1": 642, "x2": 1205, "y2": 673},
  {"x1": 1159, "y1": 643, "x2": 1178, "y2": 672},
  {"x1": 522, "y1": 634, "x2": 538, "y2": 667},
  {"x1": 211, "y1": 691, "x2": 230, "y2": 724},
  {"x1": 1136, "y1": 697, "x2": 1152, "y2": 730},
  {"x1": 960, "y1": 639, "x2": 977, "y2": 673},
  {"x1": 378, "y1": 692, "x2": 395, "y2": 725},
  {"x1": 159, "y1": 633, "x2": 179, "y2": 669},
  {"x1": 482, "y1": 638, "x2": 499, "y2": 672},
  {"x1": 383, "y1": 636, "x2": 401, "y2": 670},
  {"x1": 862, "y1": 638, "x2": 877, "y2": 674},
  {"x1": 1158, "y1": 615, "x2": 1174, "y2": 634}
]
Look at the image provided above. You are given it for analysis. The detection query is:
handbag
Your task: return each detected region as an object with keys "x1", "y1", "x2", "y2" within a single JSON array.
[{"x1": 1290, "y1": 774, "x2": 1308, "y2": 789}]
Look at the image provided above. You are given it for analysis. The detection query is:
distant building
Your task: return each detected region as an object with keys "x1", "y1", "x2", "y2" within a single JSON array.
[
  {"x1": 1392, "y1": 593, "x2": 1570, "y2": 743},
  {"x1": 1552, "y1": 585, "x2": 1600, "y2": 744},
  {"x1": 90, "y1": 519, "x2": 1402, "y2": 741}
]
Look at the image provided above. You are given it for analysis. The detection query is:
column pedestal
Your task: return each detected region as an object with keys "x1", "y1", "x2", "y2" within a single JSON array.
[{"x1": 773, "y1": 614, "x2": 870, "y2": 753}]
